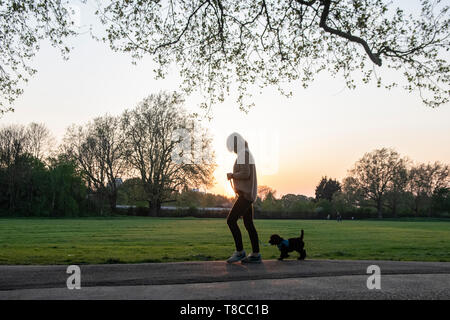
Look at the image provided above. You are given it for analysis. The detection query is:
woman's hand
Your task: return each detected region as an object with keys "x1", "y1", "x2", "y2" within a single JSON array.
[{"x1": 227, "y1": 173, "x2": 233, "y2": 180}]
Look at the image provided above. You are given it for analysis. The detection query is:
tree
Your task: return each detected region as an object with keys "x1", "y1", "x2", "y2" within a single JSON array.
[
  {"x1": 62, "y1": 114, "x2": 127, "y2": 212},
  {"x1": 0, "y1": 123, "x2": 88, "y2": 216},
  {"x1": 432, "y1": 187, "x2": 450, "y2": 215},
  {"x1": 408, "y1": 161, "x2": 449, "y2": 216},
  {"x1": 47, "y1": 156, "x2": 87, "y2": 217},
  {"x1": 260, "y1": 191, "x2": 282, "y2": 212},
  {"x1": 288, "y1": 195, "x2": 315, "y2": 213},
  {"x1": 172, "y1": 189, "x2": 233, "y2": 208},
  {"x1": 384, "y1": 157, "x2": 409, "y2": 217},
  {"x1": 315, "y1": 176, "x2": 341, "y2": 201},
  {"x1": 98, "y1": 0, "x2": 450, "y2": 109},
  {"x1": 257, "y1": 185, "x2": 276, "y2": 201},
  {"x1": 281, "y1": 193, "x2": 306, "y2": 211},
  {"x1": 117, "y1": 177, "x2": 148, "y2": 207},
  {"x1": 3, "y1": 1, "x2": 449, "y2": 115},
  {"x1": 331, "y1": 191, "x2": 355, "y2": 216},
  {"x1": 345, "y1": 148, "x2": 405, "y2": 218},
  {"x1": 26, "y1": 122, "x2": 55, "y2": 161},
  {"x1": 0, "y1": 123, "x2": 53, "y2": 165},
  {"x1": 0, "y1": 124, "x2": 28, "y2": 167},
  {"x1": 120, "y1": 91, "x2": 215, "y2": 216},
  {"x1": 0, "y1": 124, "x2": 30, "y2": 211},
  {"x1": 0, "y1": 0, "x2": 78, "y2": 114},
  {"x1": 315, "y1": 198, "x2": 333, "y2": 216},
  {"x1": 342, "y1": 176, "x2": 366, "y2": 208}
]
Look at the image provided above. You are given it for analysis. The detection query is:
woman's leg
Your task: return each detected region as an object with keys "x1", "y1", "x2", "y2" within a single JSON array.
[
  {"x1": 243, "y1": 204, "x2": 260, "y2": 253},
  {"x1": 227, "y1": 196, "x2": 250, "y2": 251}
]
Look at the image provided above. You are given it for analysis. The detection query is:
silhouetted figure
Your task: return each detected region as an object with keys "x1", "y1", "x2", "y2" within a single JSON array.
[{"x1": 225, "y1": 132, "x2": 261, "y2": 264}]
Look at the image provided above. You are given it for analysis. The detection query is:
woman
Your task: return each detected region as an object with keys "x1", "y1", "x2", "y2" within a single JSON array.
[{"x1": 225, "y1": 132, "x2": 261, "y2": 263}]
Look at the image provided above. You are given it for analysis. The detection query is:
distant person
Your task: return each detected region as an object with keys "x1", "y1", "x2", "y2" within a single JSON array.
[
  {"x1": 327, "y1": 214, "x2": 330, "y2": 220},
  {"x1": 225, "y1": 132, "x2": 261, "y2": 264}
]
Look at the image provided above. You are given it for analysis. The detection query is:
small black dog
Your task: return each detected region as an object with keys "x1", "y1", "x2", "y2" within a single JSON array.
[{"x1": 269, "y1": 230, "x2": 306, "y2": 261}]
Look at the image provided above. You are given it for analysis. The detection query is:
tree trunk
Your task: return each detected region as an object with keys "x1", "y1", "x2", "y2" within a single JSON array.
[
  {"x1": 51, "y1": 190, "x2": 55, "y2": 213},
  {"x1": 149, "y1": 200, "x2": 159, "y2": 217},
  {"x1": 377, "y1": 201, "x2": 383, "y2": 219},
  {"x1": 8, "y1": 175, "x2": 14, "y2": 211},
  {"x1": 109, "y1": 192, "x2": 117, "y2": 213},
  {"x1": 392, "y1": 199, "x2": 397, "y2": 218},
  {"x1": 414, "y1": 198, "x2": 419, "y2": 216},
  {"x1": 428, "y1": 204, "x2": 433, "y2": 218}
]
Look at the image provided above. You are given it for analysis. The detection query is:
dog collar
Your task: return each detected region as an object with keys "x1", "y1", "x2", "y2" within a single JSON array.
[{"x1": 277, "y1": 239, "x2": 289, "y2": 249}]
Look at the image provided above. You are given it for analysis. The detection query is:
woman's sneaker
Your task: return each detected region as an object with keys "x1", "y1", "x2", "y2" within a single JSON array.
[
  {"x1": 241, "y1": 253, "x2": 262, "y2": 264},
  {"x1": 226, "y1": 251, "x2": 246, "y2": 263}
]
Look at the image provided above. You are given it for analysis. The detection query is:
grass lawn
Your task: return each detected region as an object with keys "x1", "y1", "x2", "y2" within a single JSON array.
[{"x1": 0, "y1": 217, "x2": 449, "y2": 265}]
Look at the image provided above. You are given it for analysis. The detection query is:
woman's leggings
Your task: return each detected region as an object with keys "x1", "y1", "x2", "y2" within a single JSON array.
[{"x1": 227, "y1": 195, "x2": 260, "y2": 253}]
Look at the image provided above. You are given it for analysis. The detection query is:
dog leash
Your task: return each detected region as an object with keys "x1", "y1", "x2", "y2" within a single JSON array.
[{"x1": 259, "y1": 240, "x2": 269, "y2": 247}]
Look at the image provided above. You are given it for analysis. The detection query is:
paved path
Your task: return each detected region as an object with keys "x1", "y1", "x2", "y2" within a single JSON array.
[{"x1": 1, "y1": 259, "x2": 449, "y2": 299}]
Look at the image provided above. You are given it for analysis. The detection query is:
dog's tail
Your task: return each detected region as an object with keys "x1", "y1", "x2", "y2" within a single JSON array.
[{"x1": 300, "y1": 229, "x2": 304, "y2": 240}]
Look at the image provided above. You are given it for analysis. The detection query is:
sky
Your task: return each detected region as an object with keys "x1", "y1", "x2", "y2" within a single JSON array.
[{"x1": 1, "y1": 0, "x2": 449, "y2": 198}]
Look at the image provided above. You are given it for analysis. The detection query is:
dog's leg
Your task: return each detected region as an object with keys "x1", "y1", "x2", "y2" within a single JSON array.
[
  {"x1": 278, "y1": 249, "x2": 289, "y2": 261},
  {"x1": 298, "y1": 249, "x2": 306, "y2": 260}
]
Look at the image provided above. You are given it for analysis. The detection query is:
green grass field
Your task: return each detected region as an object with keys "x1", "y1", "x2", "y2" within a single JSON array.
[{"x1": 0, "y1": 217, "x2": 449, "y2": 265}]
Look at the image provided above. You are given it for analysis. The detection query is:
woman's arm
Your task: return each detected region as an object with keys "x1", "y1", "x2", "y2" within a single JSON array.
[{"x1": 232, "y1": 164, "x2": 251, "y2": 180}]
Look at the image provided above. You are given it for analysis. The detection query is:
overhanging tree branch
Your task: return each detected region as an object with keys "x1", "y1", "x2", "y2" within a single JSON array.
[{"x1": 319, "y1": 0, "x2": 382, "y2": 66}]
